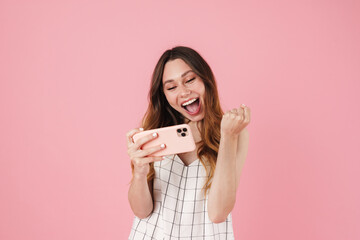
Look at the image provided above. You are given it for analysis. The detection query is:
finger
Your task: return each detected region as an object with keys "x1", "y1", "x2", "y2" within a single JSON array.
[
  {"x1": 134, "y1": 143, "x2": 166, "y2": 158},
  {"x1": 236, "y1": 113, "x2": 244, "y2": 122},
  {"x1": 223, "y1": 110, "x2": 237, "y2": 119},
  {"x1": 239, "y1": 104, "x2": 247, "y2": 114},
  {"x1": 235, "y1": 109, "x2": 246, "y2": 132},
  {"x1": 132, "y1": 156, "x2": 165, "y2": 167},
  {"x1": 236, "y1": 109, "x2": 243, "y2": 119},
  {"x1": 126, "y1": 128, "x2": 140, "y2": 139},
  {"x1": 244, "y1": 106, "x2": 251, "y2": 123},
  {"x1": 133, "y1": 132, "x2": 159, "y2": 149},
  {"x1": 126, "y1": 128, "x2": 143, "y2": 145},
  {"x1": 241, "y1": 107, "x2": 246, "y2": 122},
  {"x1": 238, "y1": 104, "x2": 245, "y2": 110},
  {"x1": 142, "y1": 156, "x2": 165, "y2": 164}
]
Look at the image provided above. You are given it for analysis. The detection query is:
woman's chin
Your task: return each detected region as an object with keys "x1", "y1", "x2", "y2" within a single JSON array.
[{"x1": 183, "y1": 111, "x2": 205, "y2": 122}]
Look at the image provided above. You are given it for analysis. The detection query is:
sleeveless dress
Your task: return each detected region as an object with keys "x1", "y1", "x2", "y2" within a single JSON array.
[{"x1": 129, "y1": 154, "x2": 235, "y2": 240}]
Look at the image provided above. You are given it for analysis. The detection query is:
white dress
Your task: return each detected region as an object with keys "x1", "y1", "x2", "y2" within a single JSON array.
[{"x1": 128, "y1": 154, "x2": 235, "y2": 240}]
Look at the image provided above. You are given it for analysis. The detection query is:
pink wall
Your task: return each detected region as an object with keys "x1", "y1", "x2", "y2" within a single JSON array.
[{"x1": 1, "y1": 0, "x2": 359, "y2": 239}]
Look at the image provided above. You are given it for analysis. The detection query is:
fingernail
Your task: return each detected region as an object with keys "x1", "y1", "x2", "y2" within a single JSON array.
[
  {"x1": 139, "y1": 128, "x2": 144, "y2": 131},
  {"x1": 160, "y1": 143, "x2": 165, "y2": 148},
  {"x1": 152, "y1": 132, "x2": 157, "y2": 137},
  {"x1": 241, "y1": 104, "x2": 246, "y2": 107},
  {"x1": 162, "y1": 157, "x2": 166, "y2": 160}
]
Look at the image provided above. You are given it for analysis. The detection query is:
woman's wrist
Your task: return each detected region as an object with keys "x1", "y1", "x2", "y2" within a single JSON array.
[
  {"x1": 220, "y1": 131, "x2": 239, "y2": 140},
  {"x1": 132, "y1": 172, "x2": 148, "y2": 181}
]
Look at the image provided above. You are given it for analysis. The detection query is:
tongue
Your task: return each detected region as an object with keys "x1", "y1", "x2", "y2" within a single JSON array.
[{"x1": 185, "y1": 100, "x2": 199, "y2": 113}]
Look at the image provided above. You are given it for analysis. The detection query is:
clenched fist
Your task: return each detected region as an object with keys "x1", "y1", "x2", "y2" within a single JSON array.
[{"x1": 220, "y1": 104, "x2": 251, "y2": 136}]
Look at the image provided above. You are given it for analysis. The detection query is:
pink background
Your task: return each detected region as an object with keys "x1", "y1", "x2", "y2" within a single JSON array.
[{"x1": 1, "y1": 0, "x2": 359, "y2": 239}]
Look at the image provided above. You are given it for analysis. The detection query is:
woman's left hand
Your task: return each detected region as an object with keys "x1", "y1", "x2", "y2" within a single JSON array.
[{"x1": 220, "y1": 104, "x2": 251, "y2": 136}]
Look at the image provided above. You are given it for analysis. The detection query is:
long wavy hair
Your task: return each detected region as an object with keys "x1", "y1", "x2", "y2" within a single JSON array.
[{"x1": 141, "y1": 46, "x2": 223, "y2": 194}]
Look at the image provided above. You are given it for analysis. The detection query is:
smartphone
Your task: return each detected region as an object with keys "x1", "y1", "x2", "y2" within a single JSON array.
[{"x1": 132, "y1": 124, "x2": 196, "y2": 157}]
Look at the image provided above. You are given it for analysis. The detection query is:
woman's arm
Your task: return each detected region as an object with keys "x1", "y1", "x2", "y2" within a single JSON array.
[
  {"x1": 207, "y1": 106, "x2": 250, "y2": 223},
  {"x1": 128, "y1": 176, "x2": 154, "y2": 219},
  {"x1": 126, "y1": 128, "x2": 165, "y2": 219}
]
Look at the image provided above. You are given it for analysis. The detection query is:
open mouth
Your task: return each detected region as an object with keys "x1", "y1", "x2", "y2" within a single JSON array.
[{"x1": 181, "y1": 98, "x2": 201, "y2": 115}]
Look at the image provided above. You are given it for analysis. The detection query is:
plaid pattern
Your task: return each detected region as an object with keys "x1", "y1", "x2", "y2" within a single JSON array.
[{"x1": 129, "y1": 155, "x2": 234, "y2": 240}]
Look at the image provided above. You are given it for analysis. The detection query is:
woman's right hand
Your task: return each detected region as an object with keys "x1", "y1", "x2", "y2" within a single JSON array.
[{"x1": 126, "y1": 128, "x2": 166, "y2": 178}]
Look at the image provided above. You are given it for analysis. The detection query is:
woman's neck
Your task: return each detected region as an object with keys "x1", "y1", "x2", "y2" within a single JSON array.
[{"x1": 186, "y1": 120, "x2": 202, "y2": 144}]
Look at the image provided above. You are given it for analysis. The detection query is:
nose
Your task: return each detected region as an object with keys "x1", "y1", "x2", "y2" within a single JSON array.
[{"x1": 179, "y1": 85, "x2": 191, "y2": 97}]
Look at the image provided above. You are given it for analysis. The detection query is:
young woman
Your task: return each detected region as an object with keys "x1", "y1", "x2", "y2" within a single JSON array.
[{"x1": 127, "y1": 46, "x2": 250, "y2": 239}]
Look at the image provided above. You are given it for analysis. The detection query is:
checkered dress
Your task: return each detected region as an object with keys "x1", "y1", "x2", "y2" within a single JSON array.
[{"x1": 129, "y1": 154, "x2": 234, "y2": 239}]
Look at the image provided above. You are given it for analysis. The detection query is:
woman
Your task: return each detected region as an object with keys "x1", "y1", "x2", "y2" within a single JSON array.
[{"x1": 127, "y1": 46, "x2": 250, "y2": 239}]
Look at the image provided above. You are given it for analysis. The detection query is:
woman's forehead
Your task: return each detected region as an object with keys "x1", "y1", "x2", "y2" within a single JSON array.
[{"x1": 162, "y1": 59, "x2": 193, "y2": 83}]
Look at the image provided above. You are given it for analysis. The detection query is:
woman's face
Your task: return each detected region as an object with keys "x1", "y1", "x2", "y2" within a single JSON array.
[{"x1": 162, "y1": 58, "x2": 205, "y2": 122}]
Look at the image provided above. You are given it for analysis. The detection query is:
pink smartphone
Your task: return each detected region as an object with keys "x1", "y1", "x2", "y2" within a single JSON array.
[{"x1": 132, "y1": 124, "x2": 196, "y2": 157}]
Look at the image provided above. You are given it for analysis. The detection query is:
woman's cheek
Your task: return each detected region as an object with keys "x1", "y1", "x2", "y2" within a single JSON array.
[{"x1": 170, "y1": 93, "x2": 178, "y2": 104}]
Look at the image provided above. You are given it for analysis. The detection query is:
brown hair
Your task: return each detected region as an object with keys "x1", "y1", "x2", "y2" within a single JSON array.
[{"x1": 141, "y1": 46, "x2": 223, "y2": 194}]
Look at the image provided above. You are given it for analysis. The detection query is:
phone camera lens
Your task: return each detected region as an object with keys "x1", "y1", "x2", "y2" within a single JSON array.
[
  {"x1": 177, "y1": 129, "x2": 182, "y2": 133},
  {"x1": 181, "y1": 133, "x2": 186, "y2": 137},
  {"x1": 183, "y1": 128, "x2": 187, "y2": 132}
]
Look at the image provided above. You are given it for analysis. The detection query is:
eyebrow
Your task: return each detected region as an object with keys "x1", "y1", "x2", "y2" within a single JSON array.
[{"x1": 163, "y1": 70, "x2": 194, "y2": 85}]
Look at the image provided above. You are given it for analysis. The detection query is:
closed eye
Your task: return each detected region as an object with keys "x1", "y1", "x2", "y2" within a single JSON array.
[
  {"x1": 186, "y1": 77, "x2": 195, "y2": 83},
  {"x1": 167, "y1": 86, "x2": 177, "y2": 90}
]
